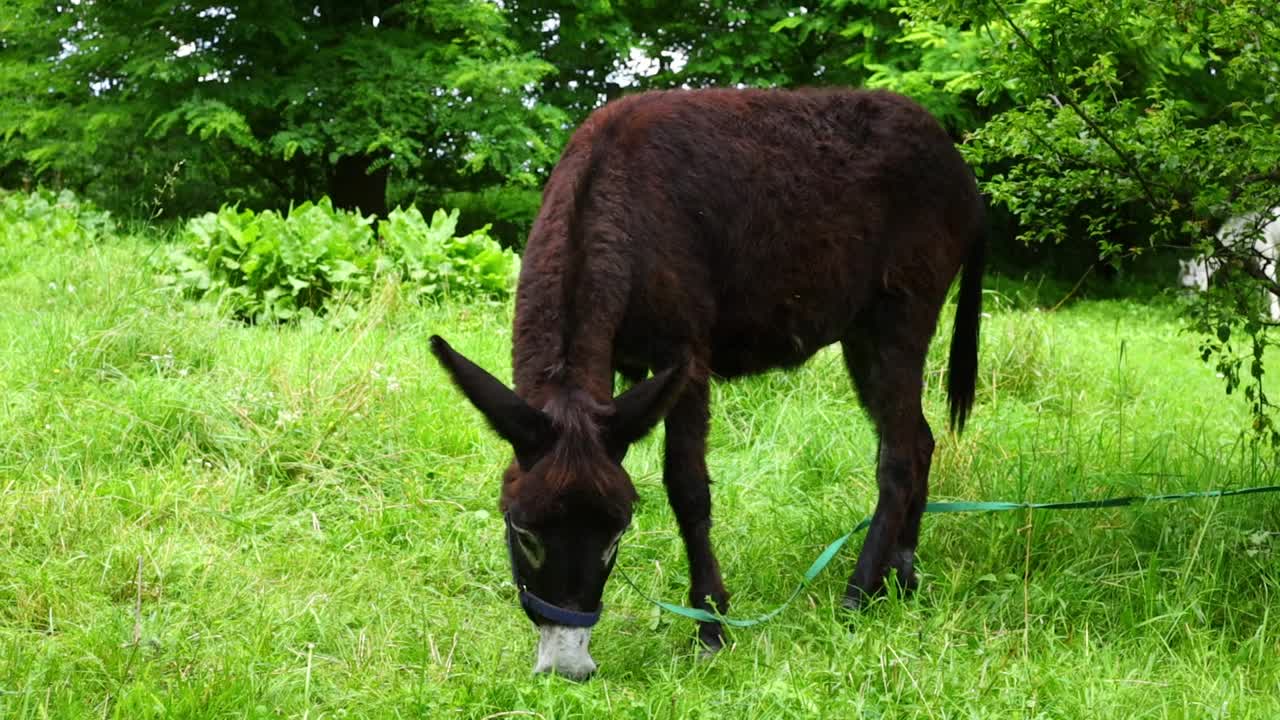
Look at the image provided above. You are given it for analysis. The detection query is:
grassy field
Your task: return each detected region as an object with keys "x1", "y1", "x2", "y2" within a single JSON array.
[{"x1": 2, "y1": 221, "x2": 1278, "y2": 719}]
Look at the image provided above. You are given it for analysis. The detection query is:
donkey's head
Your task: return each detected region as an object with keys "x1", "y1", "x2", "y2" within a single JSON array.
[{"x1": 429, "y1": 336, "x2": 687, "y2": 680}]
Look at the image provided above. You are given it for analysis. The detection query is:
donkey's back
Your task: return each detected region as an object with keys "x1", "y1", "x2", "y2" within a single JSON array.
[{"x1": 519, "y1": 88, "x2": 984, "y2": 388}]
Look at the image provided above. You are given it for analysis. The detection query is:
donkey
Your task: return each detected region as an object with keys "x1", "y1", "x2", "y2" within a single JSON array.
[{"x1": 430, "y1": 87, "x2": 986, "y2": 680}]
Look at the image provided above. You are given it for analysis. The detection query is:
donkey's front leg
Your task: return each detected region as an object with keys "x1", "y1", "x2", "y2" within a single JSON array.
[{"x1": 661, "y1": 377, "x2": 730, "y2": 652}]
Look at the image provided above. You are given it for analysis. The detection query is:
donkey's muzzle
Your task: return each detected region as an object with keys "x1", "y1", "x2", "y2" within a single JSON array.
[{"x1": 533, "y1": 625, "x2": 596, "y2": 680}]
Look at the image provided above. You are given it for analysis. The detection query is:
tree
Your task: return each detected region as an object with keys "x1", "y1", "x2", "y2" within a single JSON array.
[
  {"x1": 502, "y1": 0, "x2": 917, "y2": 122},
  {"x1": 901, "y1": 0, "x2": 1280, "y2": 441},
  {"x1": 769, "y1": 0, "x2": 993, "y2": 134},
  {"x1": 0, "y1": 1, "x2": 568, "y2": 218}
]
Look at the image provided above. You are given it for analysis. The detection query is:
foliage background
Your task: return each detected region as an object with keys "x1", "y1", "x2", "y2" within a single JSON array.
[{"x1": 2, "y1": 3, "x2": 1278, "y2": 447}]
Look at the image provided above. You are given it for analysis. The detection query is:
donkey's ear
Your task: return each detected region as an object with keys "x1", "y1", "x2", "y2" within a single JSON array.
[
  {"x1": 605, "y1": 358, "x2": 690, "y2": 456},
  {"x1": 430, "y1": 335, "x2": 552, "y2": 470}
]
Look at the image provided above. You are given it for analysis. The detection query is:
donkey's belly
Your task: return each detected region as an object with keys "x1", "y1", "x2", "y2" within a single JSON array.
[
  {"x1": 613, "y1": 265, "x2": 858, "y2": 379},
  {"x1": 707, "y1": 327, "x2": 838, "y2": 377},
  {"x1": 612, "y1": 306, "x2": 846, "y2": 380},
  {"x1": 702, "y1": 273, "x2": 857, "y2": 377}
]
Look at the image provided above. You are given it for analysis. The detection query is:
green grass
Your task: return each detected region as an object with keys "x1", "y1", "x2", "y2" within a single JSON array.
[{"x1": 1, "y1": 224, "x2": 1278, "y2": 719}]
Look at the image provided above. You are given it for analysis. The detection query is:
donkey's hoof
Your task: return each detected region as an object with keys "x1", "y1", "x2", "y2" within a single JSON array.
[
  {"x1": 888, "y1": 550, "x2": 919, "y2": 596},
  {"x1": 887, "y1": 570, "x2": 919, "y2": 598},
  {"x1": 841, "y1": 585, "x2": 881, "y2": 612},
  {"x1": 697, "y1": 624, "x2": 725, "y2": 657},
  {"x1": 897, "y1": 574, "x2": 920, "y2": 596}
]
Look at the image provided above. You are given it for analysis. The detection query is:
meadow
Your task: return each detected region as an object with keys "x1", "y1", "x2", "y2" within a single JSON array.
[{"x1": 2, "y1": 214, "x2": 1278, "y2": 719}]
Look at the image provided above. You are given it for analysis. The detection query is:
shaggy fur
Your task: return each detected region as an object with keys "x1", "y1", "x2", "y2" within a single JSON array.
[{"x1": 432, "y1": 87, "x2": 986, "y2": 653}]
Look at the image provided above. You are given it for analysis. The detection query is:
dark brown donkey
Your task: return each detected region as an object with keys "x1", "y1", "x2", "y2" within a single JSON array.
[{"x1": 430, "y1": 87, "x2": 985, "y2": 679}]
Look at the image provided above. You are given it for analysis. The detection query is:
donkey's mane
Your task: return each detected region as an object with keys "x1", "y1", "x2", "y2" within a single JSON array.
[
  {"x1": 548, "y1": 117, "x2": 612, "y2": 387},
  {"x1": 513, "y1": 93, "x2": 669, "y2": 407},
  {"x1": 510, "y1": 387, "x2": 636, "y2": 521}
]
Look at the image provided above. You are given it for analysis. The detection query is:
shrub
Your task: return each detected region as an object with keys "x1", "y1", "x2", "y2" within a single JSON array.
[
  {"x1": 162, "y1": 198, "x2": 518, "y2": 323},
  {"x1": 0, "y1": 188, "x2": 116, "y2": 246},
  {"x1": 377, "y1": 206, "x2": 518, "y2": 301},
  {"x1": 1, "y1": 189, "x2": 117, "y2": 279}
]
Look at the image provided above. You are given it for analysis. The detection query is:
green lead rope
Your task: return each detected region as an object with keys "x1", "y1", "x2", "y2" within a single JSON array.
[{"x1": 618, "y1": 484, "x2": 1280, "y2": 628}]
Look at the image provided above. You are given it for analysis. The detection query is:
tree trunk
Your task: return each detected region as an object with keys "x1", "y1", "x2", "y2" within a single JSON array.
[{"x1": 329, "y1": 154, "x2": 389, "y2": 218}]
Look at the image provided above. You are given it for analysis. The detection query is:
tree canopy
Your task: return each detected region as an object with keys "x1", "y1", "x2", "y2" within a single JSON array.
[
  {"x1": 909, "y1": 0, "x2": 1280, "y2": 440},
  {"x1": 1, "y1": 1, "x2": 567, "y2": 218}
]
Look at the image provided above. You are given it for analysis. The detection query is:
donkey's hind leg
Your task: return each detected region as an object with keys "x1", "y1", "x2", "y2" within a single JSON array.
[
  {"x1": 840, "y1": 305, "x2": 935, "y2": 608},
  {"x1": 661, "y1": 369, "x2": 731, "y2": 652},
  {"x1": 886, "y1": 414, "x2": 934, "y2": 594}
]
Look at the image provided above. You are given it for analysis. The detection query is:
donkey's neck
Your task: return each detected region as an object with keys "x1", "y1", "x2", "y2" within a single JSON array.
[
  {"x1": 511, "y1": 337, "x2": 617, "y2": 414},
  {"x1": 510, "y1": 218, "x2": 630, "y2": 411}
]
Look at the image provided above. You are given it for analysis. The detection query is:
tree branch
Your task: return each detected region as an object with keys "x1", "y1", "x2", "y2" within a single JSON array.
[
  {"x1": 1207, "y1": 232, "x2": 1280, "y2": 300},
  {"x1": 1239, "y1": 260, "x2": 1280, "y2": 299},
  {"x1": 989, "y1": 0, "x2": 1163, "y2": 209},
  {"x1": 1020, "y1": 120, "x2": 1182, "y2": 197},
  {"x1": 1235, "y1": 167, "x2": 1280, "y2": 194}
]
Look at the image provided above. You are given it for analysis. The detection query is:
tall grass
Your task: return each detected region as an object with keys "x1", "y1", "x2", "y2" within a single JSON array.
[{"x1": 1, "y1": 223, "x2": 1277, "y2": 718}]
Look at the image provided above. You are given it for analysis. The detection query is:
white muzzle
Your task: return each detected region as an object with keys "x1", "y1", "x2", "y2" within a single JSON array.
[{"x1": 533, "y1": 625, "x2": 596, "y2": 680}]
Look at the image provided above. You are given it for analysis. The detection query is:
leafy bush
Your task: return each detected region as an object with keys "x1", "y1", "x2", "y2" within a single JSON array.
[
  {"x1": 0, "y1": 188, "x2": 116, "y2": 246},
  {"x1": 1, "y1": 189, "x2": 117, "y2": 279},
  {"x1": 162, "y1": 197, "x2": 518, "y2": 323},
  {"x1": 377, "y1": 206, "x2": 519, "y2": 302}
]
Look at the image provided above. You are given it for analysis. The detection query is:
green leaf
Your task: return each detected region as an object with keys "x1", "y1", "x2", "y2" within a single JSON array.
[{"x1": 770, "y1": 16, "x2": 805, "y2": 33}]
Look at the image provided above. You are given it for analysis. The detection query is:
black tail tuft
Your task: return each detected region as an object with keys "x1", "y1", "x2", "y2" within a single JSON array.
[{"x1": 947, "y1": 219, "x2": 986, "y2": 434}]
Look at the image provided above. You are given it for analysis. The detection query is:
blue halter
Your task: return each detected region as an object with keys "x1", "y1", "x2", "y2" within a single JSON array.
[
  {"x1": 504, "y1": 514, "x2": 603, "y2": 628},
  {"x1": 518, "y1": 587, "x2": 602, "y2": 628}
]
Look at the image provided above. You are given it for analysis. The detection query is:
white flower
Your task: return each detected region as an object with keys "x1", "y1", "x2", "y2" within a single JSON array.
[
  {"x1": 275, "y1": 408, "x2": 303, "y2": 428},
  {"x1": 371, "y1": 363, "x2": 400, "y2": 392}
]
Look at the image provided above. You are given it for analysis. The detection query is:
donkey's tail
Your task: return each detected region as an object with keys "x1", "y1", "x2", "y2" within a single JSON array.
[{"x1": 946, "y1": 213, "x2": 986, "y2": 434}]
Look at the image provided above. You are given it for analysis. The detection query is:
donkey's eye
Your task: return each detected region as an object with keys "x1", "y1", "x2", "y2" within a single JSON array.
[
  {"x1": 602, "y1": 532, "x2": 623, "y2": 566},
  {"x1": 513, "y1": 526, "x2": 545, "y2": 568}
]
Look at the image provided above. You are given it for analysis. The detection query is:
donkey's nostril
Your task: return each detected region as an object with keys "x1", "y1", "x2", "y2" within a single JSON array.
[
  {"x1": 533, "y1": 625, "x2": 596, "y2": 681},
  {"x1": 535, "y1": 659, "x2": 597, "y2": 681}
]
